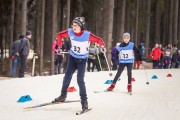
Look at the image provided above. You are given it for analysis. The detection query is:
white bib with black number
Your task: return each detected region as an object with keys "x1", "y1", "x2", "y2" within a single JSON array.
[
  {"x1": 71, "y1": 40, "x2": 89, "y2": 55},
  {"x1": 119, "y1": 50, "x2": 134, "y2": 59}
]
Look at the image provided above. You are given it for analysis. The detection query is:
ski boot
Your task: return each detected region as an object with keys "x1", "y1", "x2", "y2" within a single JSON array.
[
  {"x1": 127, "y1": 83, "x2": 132, "y2": 92},
  {"x1": 107, "y1": 84, "x2": 115, "y2": 91},
  {"x1": 81, "y1": 100, "x2": 88, "y2": 110},
  {"x1": 52, "y1": 94, "x2": 67, "y2": 103}
]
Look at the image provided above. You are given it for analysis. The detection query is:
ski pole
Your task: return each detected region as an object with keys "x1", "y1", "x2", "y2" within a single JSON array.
[
  {"x1": 32, "y1": 53, "x2": 36, "y2": 76},
  {"x1": 103, "y1": 50, "x2": 113, "y2": 76},
  {"x1": 97, "y1": 54, "x2": 102, "y2": 71},
  {"x1": 142, "y1": 61, "x2": 149, "y2": 85}
]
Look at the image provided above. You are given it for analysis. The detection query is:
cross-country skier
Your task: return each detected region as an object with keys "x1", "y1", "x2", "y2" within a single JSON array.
[
  {"x1": 107, "y1": 33, "x2": 137, "y2": 93},
  {"x1": 52, "y1": 17, "x2": 105, "y2": 110}
]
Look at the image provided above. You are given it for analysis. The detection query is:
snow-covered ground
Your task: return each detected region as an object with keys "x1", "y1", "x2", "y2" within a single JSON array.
[{"x1": 0, "y1": 69, "x2": 180, "y2": 120}]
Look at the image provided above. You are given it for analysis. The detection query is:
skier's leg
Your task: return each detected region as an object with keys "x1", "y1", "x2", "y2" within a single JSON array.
[
  {"x1": 113, "y1": 63, "x2": 126, "y2": 84},
  {"x1": 61, "y1": 55, "x2": 77, "y2": 94},
  {"x1": 127, "y1": 63, "x2": 133, "y2": 92},
  {"x1": 107, "y1": 64, "x2": 125, "y2": 91},
  {"x1": 53, "y1": 55, "x2": 76, "y2": 102},
  {"x1": 76, "y1": 58, "x2": 88, "y2": 109}
]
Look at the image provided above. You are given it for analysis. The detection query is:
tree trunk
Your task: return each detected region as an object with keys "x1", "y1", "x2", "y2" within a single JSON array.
[
  {"x1": 9, "y1": 0, "x2": 15, "y2": 76},
  {"x1": 118, "y1": 0, "x2": 126, "y2": 43},
  {"x1": 169, "y1": 0, "x2": 173, "y2": 44},
  {"x1": 39, "y1": 0, "x2": 45, "y2": 75},
  {"x1": 145, "y1": 0, "x2": 151, "y2": 57},
  {"x1": 162, "y1": 13, "x2": 166, "y2": 46},
  {"x1": 66, "y1": 0, "x2": 71, "y2": 28},
  {"x1": 172, "y1": 0, "x2": 179, "y2": 46},
  {"x1": 154, "y1": 0, "x2": 161, "y2": 44},
  {"x1": 44, "y1": 0, "x2": 52, "y2": 62},
  {"x1": 163, "y1": 0, "x2": 169, "y2": 45},
  {"x1": 57, "y1": 0, "x2": 63, "y2": 31},
  {"x1": 14, "y1": 0, "x2": 22, "y2": 40},
  {"x1": 178, "y1": 1, "x2": 180, "y2": 48},
  {"x1": 102, "y1": 0, "x2": 114, "y2": 70},
  {"x1": 134, "y1": 0, "x2": 139, "y2": 46},
  {"x1": 21, "y1": 0, "x2": 27, "y2": 34},
  {"x1": 50, "y1": 0, "x2": 57, "y2": 75},
  {"x1": 95, "y1": 0, "x2": 103, "y2": 37},
  {"x1": 2, "y1": 23, "x2": 6, "y2": 73}
]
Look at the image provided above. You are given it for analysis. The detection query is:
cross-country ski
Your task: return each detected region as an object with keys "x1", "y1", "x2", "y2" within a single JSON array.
[{"x1": 24, "y1": 100, "x2": 80, "y2": 110}]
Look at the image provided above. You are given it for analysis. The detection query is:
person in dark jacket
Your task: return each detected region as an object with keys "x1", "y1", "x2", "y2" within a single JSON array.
[
  {"x1": 111, "y1": 43, "x2": 120, "y2": 70},
  {"x1": 134, "y1": 45, "x2": 142, "y2": 69},
  {"x1": 11, "y1": 35, "x2": 24, "y2": 77},
  {"x1": 18, "y1": 30, "x2": 32, "y2": 78},
  {"x1": 171, "y1": 49, "x2": 180, "y2": 68}
]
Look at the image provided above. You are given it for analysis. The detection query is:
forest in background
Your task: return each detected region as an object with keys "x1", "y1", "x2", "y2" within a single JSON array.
[{"x1": 0, "y1": 0, "x2": 179, "y2": 76}]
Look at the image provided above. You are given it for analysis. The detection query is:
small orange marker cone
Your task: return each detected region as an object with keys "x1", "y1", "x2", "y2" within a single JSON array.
[
  {"x1": 67, "y1": 86, "x2": 76, "y2": 92},
  {"x1": 132, "y1": 78, "x2": 136, "y2": 82},
  {"x1": 167, "y1": 74, "x2": 172, "y2": 77}
]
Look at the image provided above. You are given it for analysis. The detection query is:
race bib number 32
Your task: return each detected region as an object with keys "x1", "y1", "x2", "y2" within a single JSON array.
[
  {"x1": 119, "y1": 50, "x2": 134, "y2": 59},
  {"x1": 71, "y1": 40, "x2": 89, "y2": 54}
]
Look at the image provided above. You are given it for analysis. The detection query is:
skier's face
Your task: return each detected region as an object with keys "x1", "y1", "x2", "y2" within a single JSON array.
[
  {"x1": 123, "y1": 37, "x2": 130, "y2": 43},
  {"x1": 27, "y1": 35, "x2": 32, "y2": 40},
  {"x1": 72, "y1": 23, "x2": 81, "y2": 33}
]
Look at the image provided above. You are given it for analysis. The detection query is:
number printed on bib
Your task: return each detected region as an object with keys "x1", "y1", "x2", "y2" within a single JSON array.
[
  {"x1": 71, "y1": 40, "x2": 89, "y2": 55},
  {"x1": 119, "y1": 50, "x2": 134, "y2": 59}
]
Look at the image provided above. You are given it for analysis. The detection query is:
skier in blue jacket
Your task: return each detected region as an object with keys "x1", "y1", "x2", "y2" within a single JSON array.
[{"x1": 107, "y1": 33, "x2": 137, "y2": 93}]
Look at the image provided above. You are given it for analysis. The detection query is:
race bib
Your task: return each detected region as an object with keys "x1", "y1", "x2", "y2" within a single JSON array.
[
  {"x1": 71, "y1": 40, "x2": 89, "y2": 55},
  {"x1": 119, "y1": 50, "x2": 134, "y2": 59}
]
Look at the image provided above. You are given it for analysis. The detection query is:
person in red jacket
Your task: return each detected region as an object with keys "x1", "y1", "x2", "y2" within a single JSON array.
[
  {"x1": 149, "y1": 43, "x2": 161, "y2": 69},
  {"x1": 52, "y1": 17, "x2": 105, "y2": 110}
]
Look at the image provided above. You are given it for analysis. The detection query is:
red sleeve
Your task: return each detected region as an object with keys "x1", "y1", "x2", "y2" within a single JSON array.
[
  {"x1": 89, "y1": 33, "x2": 105, "y2": 47},
  {"x1": 57, "y1": 30, "x2": 69, "y2": 47},
  {"x1": 149, "y1": 50, "x2": 153, "y2": 58}
]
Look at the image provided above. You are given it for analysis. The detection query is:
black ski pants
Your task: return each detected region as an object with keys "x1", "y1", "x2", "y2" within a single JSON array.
[
  {"x1": 61, "y1": 55, "x2": 87, "y2": 102},
  {"x1": 113, "y1": 63, "x2": 133, "y2": 84}
]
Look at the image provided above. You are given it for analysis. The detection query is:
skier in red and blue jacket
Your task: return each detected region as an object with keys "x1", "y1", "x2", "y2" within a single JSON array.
[{"x1": 52, "y1": 17, "x2": 105, "y2": 110}]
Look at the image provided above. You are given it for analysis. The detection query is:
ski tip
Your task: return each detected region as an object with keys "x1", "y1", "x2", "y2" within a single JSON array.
[
  {"x1": 94, "y1": 91, "x2": 100, "y2": 93},
  {"x1": 76, "y1": 108, "x2": 92, "y2": 115}
]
